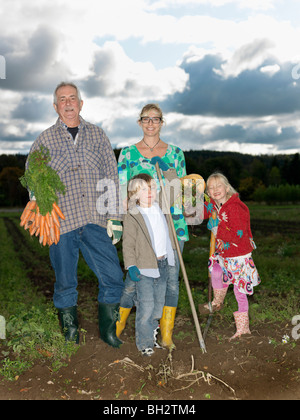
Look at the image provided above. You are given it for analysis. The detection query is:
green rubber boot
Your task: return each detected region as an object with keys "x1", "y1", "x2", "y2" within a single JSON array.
[
  {"x1": 58, "y1": 306, "x2": 79, "y2": 344},
  {"x1": 98, "y1": 303, "x2": 123, "y2": 348}
]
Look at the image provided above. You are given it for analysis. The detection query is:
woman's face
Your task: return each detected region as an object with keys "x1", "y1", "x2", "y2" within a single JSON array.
[{"x1": 139, "y1": 109, "x2": 162, "y2": 138}]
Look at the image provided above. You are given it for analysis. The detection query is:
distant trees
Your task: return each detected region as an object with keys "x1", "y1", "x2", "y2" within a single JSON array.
[
  {"x1": 0, "y1": 154, "x2": 27, "y2": 206},
  {"x1": 0, "y1": 150, "x2": 299, "y2": 207},
  {"x1": 183, "y1": 151, "x2": 300, "y2": 202}
]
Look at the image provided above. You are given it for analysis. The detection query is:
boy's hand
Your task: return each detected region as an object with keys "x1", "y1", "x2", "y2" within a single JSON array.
[{"x1": 128, "y1": 266, "x2": 141, "y2": 282}]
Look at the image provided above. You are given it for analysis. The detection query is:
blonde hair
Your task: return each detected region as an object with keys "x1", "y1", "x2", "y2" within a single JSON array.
[
  {"x1": 128, "y1": 173, "x2": 155, "y2": 207},
  {"x1": 206, "y1": 172, "x2": 238, "y2": 199},
  {"x1": 139, "y1": 103, "x2": 164, "y2": 123}
]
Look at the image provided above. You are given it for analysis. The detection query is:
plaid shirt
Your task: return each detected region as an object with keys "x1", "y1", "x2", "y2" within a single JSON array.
[{"x1": 27, "y1": 117, "x2": 122, "y2": 235}]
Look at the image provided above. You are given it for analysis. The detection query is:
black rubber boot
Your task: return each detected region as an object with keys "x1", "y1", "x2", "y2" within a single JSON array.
[
  {"x1": 98, "y1": 302, "x2": 122, "y2": 348},
  {"x1": 58, "y1": 306, "x2": 79, "y2": 344}
]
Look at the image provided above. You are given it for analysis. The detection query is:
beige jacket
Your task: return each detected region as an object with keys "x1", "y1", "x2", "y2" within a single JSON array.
[{"x1": 122, "y1": 207, "x2": 176, "y2": 271}]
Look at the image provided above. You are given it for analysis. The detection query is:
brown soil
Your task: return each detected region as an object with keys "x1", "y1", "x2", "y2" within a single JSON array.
[{"x1": 0, "y1": 217, "x2": 299, "y2": 402}]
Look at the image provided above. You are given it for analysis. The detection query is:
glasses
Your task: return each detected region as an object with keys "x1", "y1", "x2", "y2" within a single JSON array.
[{"x1": 140, "y1": 117, "x2": 162, "y2": 124}]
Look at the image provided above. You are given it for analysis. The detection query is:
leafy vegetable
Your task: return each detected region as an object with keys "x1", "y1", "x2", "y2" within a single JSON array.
[{"x1": 20, "y1": 145, "x2": 66, "y2": 215}]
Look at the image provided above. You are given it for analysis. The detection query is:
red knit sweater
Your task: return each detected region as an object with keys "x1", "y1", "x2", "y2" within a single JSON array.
[{"x1": 204, "y1": 193, "x2": 256, "y2": 258}]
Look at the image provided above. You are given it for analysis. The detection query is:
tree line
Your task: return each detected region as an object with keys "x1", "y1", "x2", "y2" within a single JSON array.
[{"x1": 0, "y1": 150, "x2": 299, "y2": 207}]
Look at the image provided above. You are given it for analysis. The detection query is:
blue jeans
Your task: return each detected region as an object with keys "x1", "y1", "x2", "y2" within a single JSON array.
[
  {"x1": 49, "y1": 224, "x2": 124, "y2": 309},
  {"x1": 135, "y1": 258, "x2": 168, "y2": 351},
  {"x1": 120, "y1": 240, "x2": 184, "y2": 309}
]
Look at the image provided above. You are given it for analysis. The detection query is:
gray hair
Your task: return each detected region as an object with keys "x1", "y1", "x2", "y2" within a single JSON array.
[{"x1": 53, "y1": 82, "x2": 82, "y2": 105}]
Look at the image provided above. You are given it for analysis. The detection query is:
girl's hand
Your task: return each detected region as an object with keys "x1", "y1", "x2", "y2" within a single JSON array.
[{"x1": 207, "y1": 216, "x2": 219, "y2": 237}]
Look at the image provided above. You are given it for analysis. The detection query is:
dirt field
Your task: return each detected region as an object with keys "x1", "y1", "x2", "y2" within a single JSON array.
[{"x1": 0, "y1": 216, "x2": 299, "y2": 402}]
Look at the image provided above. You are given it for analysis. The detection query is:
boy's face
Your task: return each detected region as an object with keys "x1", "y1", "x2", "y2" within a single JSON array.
[{"x1": 138, "y1": 180, "x2": 157, "y2": 207}]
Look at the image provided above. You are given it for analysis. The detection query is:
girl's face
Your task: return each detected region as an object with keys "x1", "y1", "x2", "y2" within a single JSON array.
[
  {"x1": 137, "y1": 180, "x2": 157, "y2": 207},
  {"x1": 207, "y1": 178, "x2": 229, "y2": 206}
]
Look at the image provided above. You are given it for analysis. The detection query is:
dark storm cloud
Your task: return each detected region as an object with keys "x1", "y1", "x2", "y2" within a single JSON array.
[
  {"x1": 162, "y1": 53, "x2": 300, "y2": 118},
  {"x1": 12, "y1": 96, "x2": 54, "y2": 122},
  {"x1": 1, "y1": 26, "x2": 71, "y2": 94},
  {"x1": 0, "y1": 122, "x2": 40, "y2": 144},
  {"x1": 206, "y1": 123, "x2": 299, "y2": 145},
  {"x1": 105, "y1": 117, "x2": 141, "y2": 138},
  {"x1": 79, "y1": 48, "x2": 116, "y2": 97}
]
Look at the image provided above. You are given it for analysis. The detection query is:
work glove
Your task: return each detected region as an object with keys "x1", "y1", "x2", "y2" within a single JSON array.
[
  {"x1": 207, "y1": 216, "x2": 219, "y2": 237},
  {"x1": 29, "y1": 190, "x2": 36, "y2": 201},
  {"x1": 128, "y1": 265, "x2": 141, "y2": 282},
  {"x1": 150, "y1": 156, "x2": 169, "y2": 171},
  {"x1": 107, "y1": 220, "x2": 123, "y2": 245}
]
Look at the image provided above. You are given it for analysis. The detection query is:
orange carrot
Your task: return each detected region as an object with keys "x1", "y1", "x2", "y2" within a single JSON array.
[
  {"x1": 20, "y1": 206, "x2": 31, "y2": 221},
  {"x1": 49, "y1": 215, "x2": 55, "y2": 243},
  {"x1": 20, "y1": 201, "x2": 36, "y2": 226},
  {"x1": 28, "y1": 200, "x2": 36, "y2": 210},
  {"x1": 20, "y1": 208, "x2": 31, "y2": 223},
  {"x1": 20, "y1": 210, "x2": 31, "y2": 226},
  {"x1": 35, "y1": 211, "x2": 41, "y2": 229},
  {"x1": 23, "y1": 201, "x2": 32, "y2": 212},
  {"x1": 28, "y1": 209, "x2": 36, "y2": 223},
  {"x1": 29, "y1": 222, "x2": 37, "y2": 236},
  {"x1": 39, "y1": 215, "x2": 45, "y2": 239},
  {"x1": 52, "y1": 202, "x2": 65, "y2": 220},
  {"x1": 20, "y1": 210, "x2": 33, "y2": 227},
  {"x1": 54, "y1": 223, "x2": 60, "y2": 244},
  {"x1": 51, "y1": 208, "x2": 60, "y2": 227},
  {"x1": 43, "y1": 233, "x2": 47, "y2": 246},
  {"x1": 45, "y1": 211, "x2": 50, "y2": 227},
  {"x1": 44, "y1": 218, "x2": 50, "y2": 237}
]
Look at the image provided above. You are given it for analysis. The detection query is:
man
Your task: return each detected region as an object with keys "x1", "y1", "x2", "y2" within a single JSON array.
[{"x1": 27, "y1": 82, "x2": 124, "y2": 347}]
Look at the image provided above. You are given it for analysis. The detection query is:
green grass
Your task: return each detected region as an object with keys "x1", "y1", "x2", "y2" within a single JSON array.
[
  {"x1": 0, "y1": 204, "x2": 299, "y2": 379},
  {"x1": 0, "y1": 217, "x2": 78, "y2": 381},
  {"x1": 247, "y1": 203, "x2": 300, "y2": 222},
  {"x1": 178, "y1": 204, "x2": 300, "y2": 326}
]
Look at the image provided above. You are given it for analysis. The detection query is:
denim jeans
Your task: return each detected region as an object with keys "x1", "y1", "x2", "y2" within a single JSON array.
[
  {"x1": 135, "y1": 258, "x2": 168, "y2": 351},
  {"x1": 119, "y1": 240, "x2": 184, "y2": 309},
  {"x1": 49, "y1": 224, "x2": 124, "y2": 309}
]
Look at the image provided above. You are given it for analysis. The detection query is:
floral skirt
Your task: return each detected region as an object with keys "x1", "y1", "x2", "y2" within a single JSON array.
[{"x1": 208, "y1": 252, "x2": 261, "y2": 295}]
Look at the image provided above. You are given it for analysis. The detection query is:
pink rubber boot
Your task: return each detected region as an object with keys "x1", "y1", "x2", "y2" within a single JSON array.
[{"x1": 229, "y1": 311, "x2": 251, "y2": 341}]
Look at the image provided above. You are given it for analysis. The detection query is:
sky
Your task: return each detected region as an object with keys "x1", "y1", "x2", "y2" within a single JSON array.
[{"x1": 1, "y1": 0, "x2": 300, "y2": 156}]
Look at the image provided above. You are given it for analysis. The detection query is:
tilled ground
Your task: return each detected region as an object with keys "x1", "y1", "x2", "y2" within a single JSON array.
[{"x1": 0, "y1": 217, "x2": 299, "y2": 401}]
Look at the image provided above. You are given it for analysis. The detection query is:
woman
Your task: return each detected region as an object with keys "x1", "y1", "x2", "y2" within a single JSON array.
[{"x1": 117, "y1": 103, "x2": 188, "y2": 348}]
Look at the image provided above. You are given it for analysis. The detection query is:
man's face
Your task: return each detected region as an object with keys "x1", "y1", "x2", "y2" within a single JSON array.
[{"x1": 53, "y1": 85, "x2": 83, "y2": 127}]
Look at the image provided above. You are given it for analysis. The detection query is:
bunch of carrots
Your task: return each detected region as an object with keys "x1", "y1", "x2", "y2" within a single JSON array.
[{"x1": 20, "y1": 200, "x2": 65, "y2": 246}]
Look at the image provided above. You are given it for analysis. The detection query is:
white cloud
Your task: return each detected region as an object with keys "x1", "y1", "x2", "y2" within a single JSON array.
[
  {"x1": 147, "y1": 0, "x2": 276, "y2": 11},
  {"x1": 81, "y1": 41, "x2": 188, "y2": 100},
  {"x1": 0, "y1": 0, "x2": 300, "y2": 155},
  {"x1": 260, "y1": 64, "x2": 281, "y2": 76}
]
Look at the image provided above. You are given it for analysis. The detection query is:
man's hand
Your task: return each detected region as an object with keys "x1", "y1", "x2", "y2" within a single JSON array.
[{"x1": 107, "y1": 220, "x2": 123, "y2": 245}]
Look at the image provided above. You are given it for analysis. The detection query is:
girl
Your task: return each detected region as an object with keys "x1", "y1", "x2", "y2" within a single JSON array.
[
  {"x1": 199, "y1": 172, "x2": 260, "y2": 340},
  {"x1": 121, "y1": 173, "x2": 176, "y2": 356}
]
